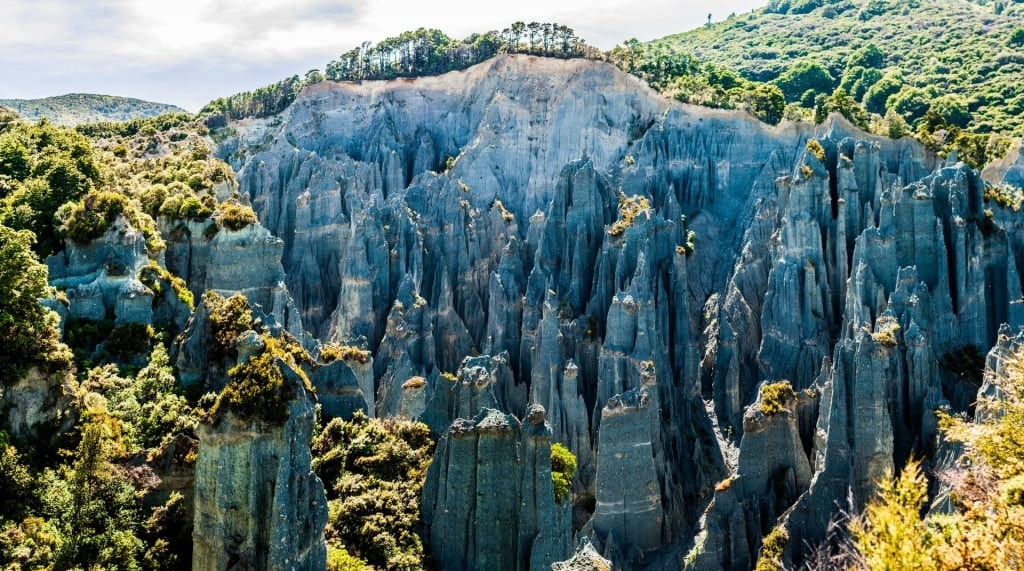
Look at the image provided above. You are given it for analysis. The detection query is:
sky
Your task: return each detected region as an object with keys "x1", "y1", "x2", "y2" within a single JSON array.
[{"x1": 0, "y1": 0, "x2": 767, "y2": 112}]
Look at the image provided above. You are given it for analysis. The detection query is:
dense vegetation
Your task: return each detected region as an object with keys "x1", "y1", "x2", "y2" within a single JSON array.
[
  {"x1": 639, "y1": 0, "x2": 1024, "y2": 165},
  {"x1": 0, "y1": 95, "x2": 185, "y2": 127},
  {"x1": 0, "y1": 344, "x2": 199, "y2": 569},
  {"x1": 311, "y1": 411, "x2": 435, "y2": 571},
  {"x1": 0, "y1": 109, "x2": 251, "y2": 569}
]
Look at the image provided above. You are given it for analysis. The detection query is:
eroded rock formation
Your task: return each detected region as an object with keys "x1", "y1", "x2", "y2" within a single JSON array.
[{"x1": 198, "y1": 54, "x2": 1024, "y2": 569}]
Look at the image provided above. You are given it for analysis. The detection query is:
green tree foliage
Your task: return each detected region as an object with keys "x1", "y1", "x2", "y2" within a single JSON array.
[
  {"x1": 847, "y1": 42, "x2": 885, "y2": 70},
  {"x1": 849, "y1": 460, "x2": 938, "y2": 570},
  {"x1": 862, "y1": 69, "x2": 904, "y2": 115},
  {"x1": 323, "y1": 24, "x2": 594, "y2": 84},
  {"x1": 0, "y1": 223, "x2": 68, "y2": 383},
  {"x1": 551, "y1": 442, "x2": 577, "y2": 504},
  {"x1": 0, "y1": 119, "x2": 103, "y2": 257},
  {"x1": 1011, "y1": 27, "x2": 1024, "y2": 47},
  {"x1": 312, "y1": 412, "x2": 435, "y2": 570},
  {"x1": 774, "y1": 61, "x2": 836, "y2": 105},
  {"x1": 815, "y1": 88, "x2": 870, "y2": 129}
]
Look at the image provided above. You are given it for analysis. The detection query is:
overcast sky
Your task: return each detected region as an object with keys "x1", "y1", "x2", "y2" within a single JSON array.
[{"x1": 1, "y1": 0, "x2": 767, "y2": 112}]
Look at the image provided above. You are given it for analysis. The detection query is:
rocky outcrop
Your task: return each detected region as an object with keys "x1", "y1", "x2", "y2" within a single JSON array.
[
  {"x1": 420, "y1": 406, "x2": 571, "y2": 571},
  {"x1": 210, "y1": 55, "x2": 1024, "y2": 569},
  {"x1": 46, "y1": 216, "x2": 169, "y2": 327},
  {"x1": 690, "y1": 384, "x2": 812, "y2": 571},
  {"x1": 192, "y1": 345, "x2": 327, "y2": 570},
  {"x1": 552, "y1": 537, "x2": 613, "y2": 571},
  {"x1": 1, "y1": 366, "x2": 75, "y2": 440}
]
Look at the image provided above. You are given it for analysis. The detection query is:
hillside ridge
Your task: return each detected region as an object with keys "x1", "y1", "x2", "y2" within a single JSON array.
[{"x1": 0, "y1": 93, "x2": 186, "y2": 126}]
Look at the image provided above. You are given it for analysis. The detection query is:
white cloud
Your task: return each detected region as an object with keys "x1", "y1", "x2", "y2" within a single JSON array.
[{"x1": 0, "y1": 0, "x2": 767, "y2": 110}]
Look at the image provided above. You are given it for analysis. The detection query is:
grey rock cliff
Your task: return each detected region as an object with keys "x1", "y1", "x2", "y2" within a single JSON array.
[
  {"x1": 208, "y1": 55, "x2": 1024, "y2": 569},
  {"x1": 192, "y1": 350, "x2": 327, "y2": 570},
  {"x1": 420, "y1": 406, "x2": 572, "y2": 571}
]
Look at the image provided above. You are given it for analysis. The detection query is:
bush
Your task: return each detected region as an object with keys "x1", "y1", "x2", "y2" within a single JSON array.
[
  {"x1": 806, "y1": 138, "x2": 826, "y2": 162},
  {"x1": 320, "y1": 343, "x2": 370, "y2": 365},
  {"x1": 104, "y1": 322, "x2": 153, "y2": 361},
  {"x1": 754, "y1": 526, "x2": 789, "y2": 571},
  {"x1": 205, "y1": 292, "x2": 254, "y2": 360},
  {"x1": 759, "y1": 381, "x2": 795, "y2": 416},
  {"x1": 551, "y1": 442, "x2": 577, "y2": 504},
  {"x1": 312, "y1": 412, "x2": 434, "y2": 570},
  {"x1": 209, "y1": 342, "x2": 293, "y2": 424},
  {"x1": 216, "y1": 201, "x2": 257, "y2": 231}
]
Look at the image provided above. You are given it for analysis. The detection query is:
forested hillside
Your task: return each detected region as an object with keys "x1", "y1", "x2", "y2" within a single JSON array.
[
  {"x1": 637, "y1": 0, "x2": 1024, "y2": 162},
  {"x1": 0, "y1": 94, "x2": 186, "y2": 127}
]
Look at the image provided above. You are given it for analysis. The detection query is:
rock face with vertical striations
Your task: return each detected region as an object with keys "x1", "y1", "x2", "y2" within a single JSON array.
[
  {"x1": 191, "y1": 340, "x2": 327, "y2": 571},
  {"x1": 420, "y1": 406, "x2": 571, "y2": 570},
  {"x1": 203, "y1": 54, "x2": 1024, "y2": 569}
]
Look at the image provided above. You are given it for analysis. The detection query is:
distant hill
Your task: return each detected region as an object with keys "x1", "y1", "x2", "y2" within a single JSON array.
[
  {"x1": 0, "y1": 93, "x2": 187, "y2": 126},
  {"x1": 646, "y1": 0, "x2": 1024, "y2": 136}
]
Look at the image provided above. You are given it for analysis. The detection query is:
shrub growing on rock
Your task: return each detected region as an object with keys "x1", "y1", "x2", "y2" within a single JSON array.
[{"x1": 759, "y1": 381, "x2": 795, "y2": 416}]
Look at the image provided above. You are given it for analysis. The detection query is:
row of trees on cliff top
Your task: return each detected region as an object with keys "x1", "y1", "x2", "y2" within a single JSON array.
[
  {"x1": 199, "y1": 23, "x2": 599, "y2": 127},
  {"x1": 324, "y1": 23, "x2": 598, "y2": 82}
]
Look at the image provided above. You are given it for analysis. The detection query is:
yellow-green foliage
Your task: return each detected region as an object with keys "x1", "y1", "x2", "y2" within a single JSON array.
[
  {"x1": 139, "y1": 260, "x2": 194, "y2": 310},
  {"x1": 551, "y1": 442, "x2": 577, "y2": 504},
  {"x1": 0, "y1": 224, "x2": 71, "y2": 382},
  {"x1": 58, "y1": 190, "x2": 129, "y2": 244},
  {"x1": 759, "y1": 381, "x2": 795, "y2": 416},
  {"x1": 806, "y1": 138, "x2": 826, "y2": 163},
  {"x1": 320, "y1": 343, "x2": 370, "y2": 365},
  {"x1": 491, "y1": 199, "x2": 514, "y2": 223},
  {"x1": 984, "y1": 183, "x2": 1023, "y2": 212},
  {"x1": 205, "y1": 291, "x2": 254, "y2": 360},
  {"x1": 209, "y1": 335, "x2": 310, "y2": 425},
  {"x1": 216, "y1": 200, "x2": 258, "y2": 231},
  {"x1": 608, "y1": 193, "x2": 651, "y2": 237},
  {"x1": 850, "y1": 460, "x2": 939, "y2": 570},
  {"x1": 0, "y1": 117, "x2": 103, "y2": 258},
  {"x1": 312, "y1": 411, "x2": 435, "y2": 570},
  {"x1": 754, "y1": 526, "x2": 789, "y2": 571},
  {"x1": 327, "y1": 543, "x2": 373, "y2": 571},
  {"x1": 799, "y1": 164, "x2": 814, "y2": 179},
  {"x1": 872, "y1": 318, "x2": 901, "y2": 347}
]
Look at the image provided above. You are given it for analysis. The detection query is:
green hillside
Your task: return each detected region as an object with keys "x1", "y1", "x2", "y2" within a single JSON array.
[
  {"x1": 645, "y1": 0, "x2": 1024, "y2": 137},
  {"x1": 0, "y1": 94, "x2": 186, "y2": 127}
]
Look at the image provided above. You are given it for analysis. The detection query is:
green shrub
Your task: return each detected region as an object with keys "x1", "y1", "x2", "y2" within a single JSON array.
[
  {"x1": 59, "y1": 190, "x2": 129, "y2": 243},
  {"x1": 312, "y1": 412, "x2": 434, "y2": 570},
  {"x1": 320, "y1": 343, "x2": 370, "y2": 365},
  {"x1": 139, "y1": 261, "x2": 194, "y2": 310},
  {"x1": 210, "y1": 342, "x2": 292, "y2": 424},
  {"x1": 806, "y1": 138, "x2": 826, "y2": 162},
  {"x1": 551, "y1": 442, "x2": 577, "y2": 504},
  {"x1": 104, "y1": 322, "x2": 153, "y2": 361},
  {"x1": 759, "y1": 381, "x2": 795, "y2": 416},
  {"x1": 754, "y1": 526, "x2": 789, "y2": 571},
  {"x1": 216, "y1": 201, "x2": 257, "y2": 231},
  {"x1": 205, "y1": 291, "x2": 254, "y2": 360}
]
